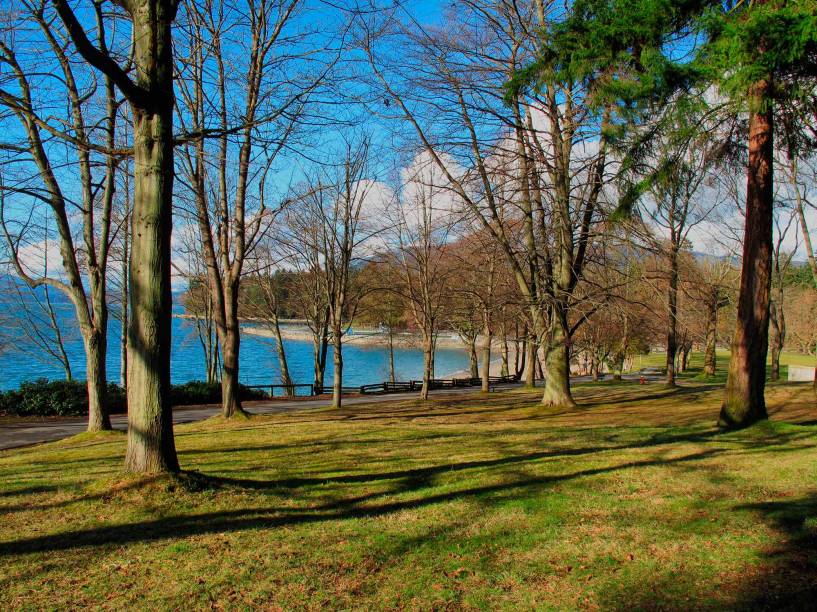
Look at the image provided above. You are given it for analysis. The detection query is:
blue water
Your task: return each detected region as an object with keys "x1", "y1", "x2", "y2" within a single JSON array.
[{"x1": 0, "y1": 290, "x2": 469, "y2": 391}]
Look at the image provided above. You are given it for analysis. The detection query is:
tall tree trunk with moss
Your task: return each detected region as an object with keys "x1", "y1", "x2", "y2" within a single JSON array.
[
  {"x1": 58, "y1": 0, "x2": 179, "y2": 470},
  {"x1": 332, "y1": 325, "x2": 343, "y2": 409},
  {"x1": 542, "y1": 307, "x2": 575, "y2": 407},
  {"x1": 270, "y1": 313, "x2": 293, "y2": 395},
  {"x1": 126, "y1": 98, "x2": 178, "y2": 465},
  {"x1": 703, "y1": 293, "x2": 718, "y2": 377},
  {"x1": 468, "y1": 335, "x2": 479, "y2": 378},
  {"x1": 120, "y1": 195, "x2": 130, "y2": 390},
  {"x1": 55, "y1": 0, "x2": 181, "y2": 470},
  {"x1": 218, "y1": 278, "x2": 245, "y2": 418},
  {"x1": 719, "y1": 78, "x2": 773, "y2": 429},
  {"x1": 524, "y1": 329, "x2": 536, "y2": 387},
  {"x1": 500, "y1": 318, "x2": 509, "y2": 378},
  {"x1": 420, "y1": 331, "x2": 433, "y2": 400},
  {"x1": 481, "y1": 309, "x2": 492, "y2": 392},
  {"x1": 387, "y1": 325, "x2": 396, "y2": 384},
  {"x1": 665, "y1": 248, "x2": 679, "y2": 387}
]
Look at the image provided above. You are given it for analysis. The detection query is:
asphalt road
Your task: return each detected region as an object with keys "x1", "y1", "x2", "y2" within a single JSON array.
[{"x1": 0, "y1": 374, "x2": 656, "y2": 450}]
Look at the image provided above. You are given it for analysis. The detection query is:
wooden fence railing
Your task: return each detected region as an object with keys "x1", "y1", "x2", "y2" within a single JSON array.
[{"x1": 246, "y1": 374, "x2": 520, "y2": 400}]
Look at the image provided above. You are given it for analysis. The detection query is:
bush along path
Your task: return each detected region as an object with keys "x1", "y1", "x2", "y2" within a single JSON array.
[
  {"x1": 0, "y1": 379, "x2": 532, "y2": 450},
  {"x1": 0, "y1": 379, "x2": 268, "y2": 418}
]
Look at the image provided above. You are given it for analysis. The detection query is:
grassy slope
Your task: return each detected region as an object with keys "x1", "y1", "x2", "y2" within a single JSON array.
[
  {"x1": 1, "y1": 375, "x2": 816, "y2": 609},
  {"x1": 631, "y1": 349, "x2": 816, "y2": 376}
]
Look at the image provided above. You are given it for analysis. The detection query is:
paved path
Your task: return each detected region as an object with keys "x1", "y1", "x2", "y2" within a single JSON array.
[{"x1": 0, "y1": 374, "x2": 656, "y2": 450}]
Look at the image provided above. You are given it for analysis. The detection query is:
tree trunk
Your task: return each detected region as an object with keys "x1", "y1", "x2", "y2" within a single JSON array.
[
  {"x1": 524, "y1": 331, "x2": 536, "y2": 387},
  {"x1": 420, "y1": 332, "x2": 432, "y2": 400},
  {"x1": 720, "y1": 77, "x2": 774, "y2": 429},
  {"x1": 318, "y1": 318, "x2": 329, "y2": 390},
  {"x1": 124, "y1": 105, "x2": 179, "y2": 473},
  {"x1": 120, "y1": 216, "x2": 129, "y2": 390},
  {"x1": 312, "y1": 331, "x2": 324, "y2": 394},
  {"x1": 271, "y1": 314, "x2": 293, "y2": 396},
  {"x1": 541, "y1": 308, "x2": 576, "y2": 407},
  {"x1": 53, "y1": 0, "x2": 178, "y2": 471},
  {"x1": 84, "y1": 329, "x2": 111, "y2": 431},
  {"x1": 501, "y1": 329, "x2": 509, "y2": 378},
  {"x1": 430, "y1": 334, "x2": 436, "y2": 379},
  {"x1": 770, "y1": 339, "x2": 781, "y2": 382},
  {"x1": 468, "y1": 335, "x2": 479, "y2": 378},
  {"x1": 513, "y1": 321, "x2": 521, "y2": 376},
  {"x1": 220, "y1": 321, "x2": 244, "y2": 418},
  {"x1": 208, "y1": 331, "x2": 220, "y2": 384},
  {"x1": 123, "y1": 0, "x2": 179, "y2": 473},
  {"x1": 703, "y1": 295, "x2": 717, "y2": 377},
  {"x1": 218, "y1": 274, "x2": 246, "y2": 417},
  {"x1": 332, "y1": 326, "x2": 343, "y2": 409},
  {"x1": 665, "y1": 251, "x2": 679, "y2": 387},
  {"x1": 481, "y1": 316, "x2": 491, "y2": 393},
  {"x1": 387, "y1": 326, "x2": 396, "y2": 384},
  {"x1": 769, "y1": 276, "x2": 785, "y2": 382}
]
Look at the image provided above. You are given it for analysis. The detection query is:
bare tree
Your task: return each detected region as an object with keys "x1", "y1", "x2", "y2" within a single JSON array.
[
  {"x1": 53, "y1": 0, "x2": 181, "y2": 472},
  {"x1": 284, "y1": 227, "x2": 331, "y2": 394},
  {"x1": 175, "y1": 0, "x2": 318, "y2": 418},
  {"x1": 249, "y1": 267, "x2": 295, "y2": 395},
  {"x1": 1, "y1": 275, "x2": 76, "y2": 382},
  {"x1": 292, "y1": 139, "x2": 376, "y2": 408},
  {"x1": 632, "y1": 135, "x2": 715, "y2": 387},
  {"x1": 0, "y1": 1, "x2": 121, "y2": 431},
  {"x1": 696, "y1": 259, "x2": 735, "y2": 378},
  {"x1": 177, "y1": 225, "x2": 221, "y2": 384},
  {"x1": 390, "y1": 157, "x2": 457, "y2": 400},
  {"x1": 363, "y1": 0, "x2": 612, "y2": 407},
  {"x1": 769, "y1": 211, "x2": 796, "y2": 381},
  {"x1": 782, "y1": 125, "x2": 817, "y2": 388}
]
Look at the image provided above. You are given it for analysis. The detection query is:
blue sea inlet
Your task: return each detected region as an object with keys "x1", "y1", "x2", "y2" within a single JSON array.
[{"x1": 0, "y1": 290, "x2": 469, "y2": 392}]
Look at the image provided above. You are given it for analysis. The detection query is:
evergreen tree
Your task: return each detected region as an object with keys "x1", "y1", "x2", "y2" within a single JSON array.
[{"x1": 512, "y1": 0, "x2": 816, "y2": 428}]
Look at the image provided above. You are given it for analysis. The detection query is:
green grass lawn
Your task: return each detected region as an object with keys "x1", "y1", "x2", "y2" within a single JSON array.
[
  {"x1": 1, "y1": 379, "x2": 816, "y2": 609},
  {"x1": 631, "y1": 349, "x2": 816, "y2": 381}
]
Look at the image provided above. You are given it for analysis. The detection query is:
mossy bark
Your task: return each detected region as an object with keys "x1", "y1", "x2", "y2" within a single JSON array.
[
  {"x1": 665, "y1": 249, "x2": 679, "y2": 387},
  {"x1": 703, "y1": 297, "x2": 718, "y2": 377},
  {"x1": 84, "y1": 330, "x2": 111, "y2": 432},
  {"x1": 719, "y1": 78, "x2": 773, "y2": 429},
  {"x1": 420, "y1": 333, "x2": 433, "y2": 401},
  {"x1": 541, "y1": 313, "x2": 576, "y2": 408},
  {"x1": 332, "y1": 327, "x2": 343, "y2": 409},
  {"x1": 123, "y1": 0, "x2": 179, "y2": 472},
  {"x1": 481, "y1": 316, "x2": 492, "y2": 393}
]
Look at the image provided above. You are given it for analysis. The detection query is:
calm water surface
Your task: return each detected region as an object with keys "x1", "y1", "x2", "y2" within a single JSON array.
[{"x1": 0, "y1": 294, "x2": 469, "y2": 391}]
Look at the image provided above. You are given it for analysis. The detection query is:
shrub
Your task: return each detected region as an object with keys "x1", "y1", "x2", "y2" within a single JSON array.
[
  {"x1": 0, "y1": 379, "x2": 268, "y2": 417},
  {"x1": 170, "y1": 381, "x2": 268, "y2": 406},
  {"x1": 0, "y1": 379, "x2": 99, "y2": 417}
]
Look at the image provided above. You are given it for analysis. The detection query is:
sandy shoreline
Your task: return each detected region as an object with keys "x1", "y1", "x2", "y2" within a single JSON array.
[
  {"x1": 177, "y1": 314, "x2": 521, "y2": 378},
  {"x1": 241, "y1": 324, "x2": 475, "y2": 350}
]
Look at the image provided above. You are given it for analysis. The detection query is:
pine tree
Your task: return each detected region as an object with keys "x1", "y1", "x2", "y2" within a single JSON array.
[{"x1": 512, "y1": 0, "x2": 816, "y2": 429}]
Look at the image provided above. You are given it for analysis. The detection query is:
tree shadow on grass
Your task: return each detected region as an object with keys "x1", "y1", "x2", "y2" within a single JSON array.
[
  {"x1": 0, "y1": 450, "x2": 718, "y2": 557},
  {"x1": 210, "y1": 430, "x2": 730, "y2": 490},
  {"x1": 578, "y1": 383, "x2": 721, "y2": 408},
  {"x1": 595, "y1": 493, "x2": 817, "y2": 611},
  {"x1": 731, "y1": 493, "x2": 817, "y2": 610}
]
